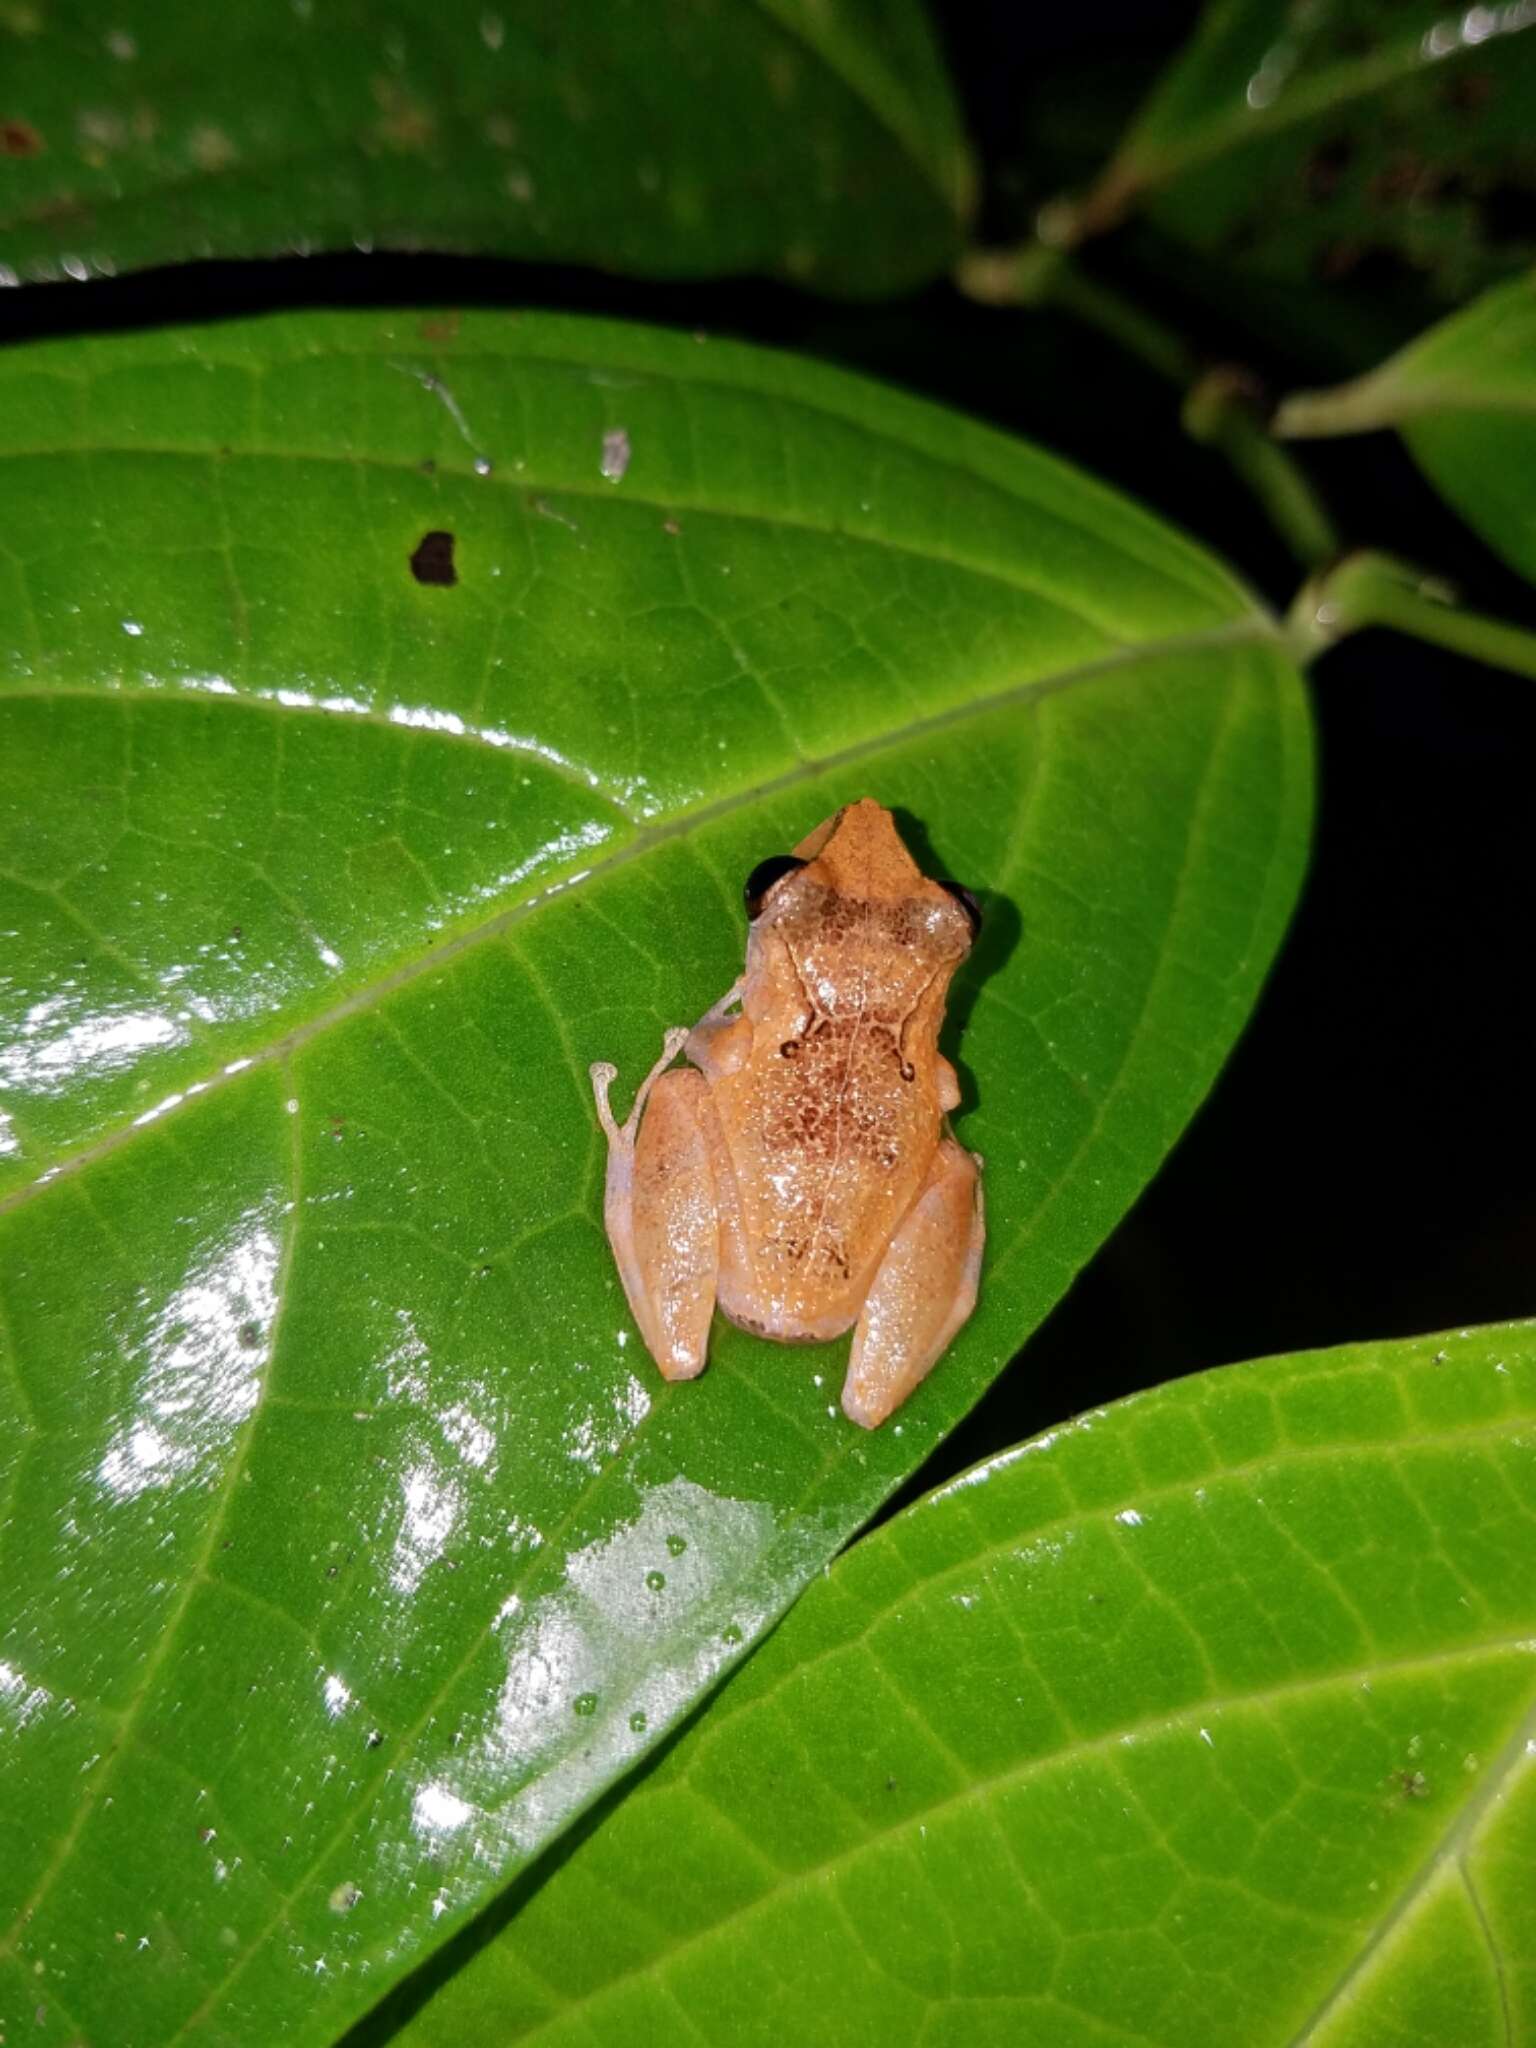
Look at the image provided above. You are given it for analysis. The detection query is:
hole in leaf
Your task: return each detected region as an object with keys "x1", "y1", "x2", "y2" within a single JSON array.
[{"x1": 409, "y1": 530, "x2": 457, "y2": 585}]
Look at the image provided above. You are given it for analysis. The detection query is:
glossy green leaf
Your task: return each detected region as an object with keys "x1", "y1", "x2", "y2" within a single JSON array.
[
  {"x1": 0, "y1": 0, "x2": 970, "y2": 295},
  {"x1": 391, "y1": 1322, "x2": 1536, "y2": 2048},
  {"x1": 1073, "y1": 0, "x2": 1536, "y2": 306},
  {"x1": 0, "y1": 309, "x2": 1309, "y2": 2046},
  {"x1": 1276, "y1": 269, "x2": 1536, "y2": 587}
]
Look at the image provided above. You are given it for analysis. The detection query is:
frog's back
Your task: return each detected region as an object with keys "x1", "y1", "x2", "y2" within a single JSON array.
[
  {"x1": 715, "y1": 1004, "x2": 941, "y2": 1341},
  {"x1": 710, "y1": 797, "x2": 974, "y2": 1343}
]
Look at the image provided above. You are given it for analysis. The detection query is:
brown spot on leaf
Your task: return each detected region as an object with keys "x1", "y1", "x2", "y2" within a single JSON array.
[
  {"x1": 418, "y1": 312, "x2": 461, "y2": 342},
  {"x1": 1, "y1": 117, "x2": 43, "y2": 156},
  {"x1": 372, "y1": 77, "x2": 435, "y2": 151},
  {"x1": 409, "y1": 530, "x2": 457, "y2": 586},
  {"x1": 30, "y1": 188, "x2": 92, "y2": 228}
]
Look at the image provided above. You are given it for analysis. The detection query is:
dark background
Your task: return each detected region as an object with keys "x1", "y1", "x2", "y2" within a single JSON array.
[{"x1": 6, "y1": 0, "x2": 1534, "y2": 1508}]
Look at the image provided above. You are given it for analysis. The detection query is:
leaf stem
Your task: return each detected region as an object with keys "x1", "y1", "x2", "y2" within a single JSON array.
[
  {"x1": 1272, "y1": 373, "x2": 1407, "y2": 440},
  {"x1": 1288, "y1": 551, "x2": 1536, "y2": 681},
  {"x1": 955, "y1": 244, "x2": 1339, "y2": 570},
  {"x1": 1183, "y1": 369, "x2": 1341, "y2": 570}
]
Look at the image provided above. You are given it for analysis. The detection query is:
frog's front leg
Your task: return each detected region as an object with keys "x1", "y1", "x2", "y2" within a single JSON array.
[
  {"x1": 590, "y1": 1032, "x2": 720, "y2": 1381},
  {"x1": 842, "y1": 1138, "x2": 984, "y2": 1429}
]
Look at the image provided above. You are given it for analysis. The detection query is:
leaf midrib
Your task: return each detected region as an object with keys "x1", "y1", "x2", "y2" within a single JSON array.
[
  {"x1": 1300, "y1": 380, "x2": 1536, "y2": 436},
  {"x1": 1113, "y1": 24, "x2": 1529, "y2": 198},
  {"x1": 1382, "y1": 385, "x2": 1536, "y2": 427},
  {"x1": 0, "y1": 433, "x2": 1227, "y2": 633},
  {"x1": 1285, "y1": 1685, "x2": 1536, "y2": 2045},
  {"x1": 0, "y1": 331, "x2": 1251, "y2": 620},
  {"x1": 685, "y1": 1409, "x2": 1536, "y2": 1749},
  {"x1": 508, "y1": 1632, "x2": 1536, "y2": 2044},
  {"x1": 0, "y1": 616, "x2": 1278, "y2": 1221}
]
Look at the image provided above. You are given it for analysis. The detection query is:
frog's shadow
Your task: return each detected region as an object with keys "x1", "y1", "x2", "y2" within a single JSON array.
[{"x1": 889, "y1": 803, "x2": 1021, "y2": 1118}]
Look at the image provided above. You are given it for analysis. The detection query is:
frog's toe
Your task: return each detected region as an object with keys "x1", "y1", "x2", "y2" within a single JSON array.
[{"x1": 654, "y1": 1340, "x2": 709, "y2": 1382}]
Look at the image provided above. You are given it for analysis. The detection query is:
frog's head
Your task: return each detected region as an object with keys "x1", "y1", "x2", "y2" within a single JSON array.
[{"x1": 743, "y1": 799, "x2": 979, "y2": 1007}]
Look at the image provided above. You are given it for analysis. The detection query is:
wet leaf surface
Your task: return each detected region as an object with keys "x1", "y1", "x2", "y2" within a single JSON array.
[
  {"x1": 0, "y1": 310, "x2": 1309, "y2": 2045},
  {"x1": 391, "y1": 1323, "x2": 1536, "y2": 2048},
  {"x1": 1078, "y1": 0, "x2": 1536, "y2": 308},
  {"x1": 0, "y1": 0, "x2": 970, "y2": 296},
  {"x1": 1276, "y1": 269, "x2": 1536, "y2": 586}
]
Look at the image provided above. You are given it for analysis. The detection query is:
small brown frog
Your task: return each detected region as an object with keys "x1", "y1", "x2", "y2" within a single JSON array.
[{"x1": 590, "y1": 799, "x2": 983, "y2": 1427}]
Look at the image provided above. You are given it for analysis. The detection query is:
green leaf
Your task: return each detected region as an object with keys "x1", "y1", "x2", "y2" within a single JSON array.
[
  {"x1": 1276, "y1": 270, "x2": 1536, "y2": 587},
  {"x1": 0, "y1": 309, "x2": 1309, "y2": 2047},
  {"x1": 387, "y1": 1322, "x2": 1536, "y2": 2048},
  {"x1": 0, "y1": 0, "x2": 971, "y2": 295},
  {"x1": 1072, "y1": 0, "x2": 1536, "y2": 308}
]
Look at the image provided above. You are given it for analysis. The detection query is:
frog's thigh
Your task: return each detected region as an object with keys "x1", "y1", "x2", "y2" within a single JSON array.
[
  {"x1": 612, "y1": 1068, "x2": 719, "y2": 1382},
  {"x1": 685, "y1": 978, "x2": 751, "y2": 1078},
  {"x1": 842, "y1": 1138, "x2": 984, "y2": 1429}
]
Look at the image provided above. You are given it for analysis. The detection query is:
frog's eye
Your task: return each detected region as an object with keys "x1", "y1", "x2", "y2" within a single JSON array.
[
  {"x1": 939, "y1": 880, "x2": 983, "y2": 939},
  {"x1": 744, "y1": 854, "x2": 806, "y2": 920}
]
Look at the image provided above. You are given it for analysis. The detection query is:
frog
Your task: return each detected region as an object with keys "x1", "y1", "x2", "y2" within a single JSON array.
[{"x1": 589, "y1": 799, "x2": 984, "y2": 1428}]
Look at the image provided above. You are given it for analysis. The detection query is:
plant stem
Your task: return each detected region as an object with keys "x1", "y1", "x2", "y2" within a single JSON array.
[
  {"x1": 1288, "y1": 552, "x2": 1536, "y2": 681},
  {"x1": 1183, "y1": 370, "x2": 1341, "y2": 570},
  {"x1": 1029, "y1": 246, "x2": 1194, "y2": 383},
  {"x1": 955, "y1": 245, "x2": 1339, "y2": 570}
]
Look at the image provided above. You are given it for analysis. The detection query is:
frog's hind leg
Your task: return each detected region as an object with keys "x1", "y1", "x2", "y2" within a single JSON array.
[
  {"x1": 842, "y1": 1138, "x2": 984, "y2": 1429},
  {"x1": 684, "y1": 977, "x2": 751, "y2": 1078},
  {"x1": 590, "y1": 1033, "x2": 719, "y2": 1382}
]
